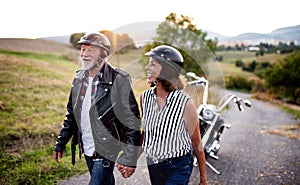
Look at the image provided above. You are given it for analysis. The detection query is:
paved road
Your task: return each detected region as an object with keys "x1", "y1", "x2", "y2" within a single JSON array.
[{"x1": 59, "y1": 92, "x2": 300, "y2": 185}]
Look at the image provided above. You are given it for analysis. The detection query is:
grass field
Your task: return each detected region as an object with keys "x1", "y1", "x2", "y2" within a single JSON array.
[
  {"x1": 215, "y1": 51, "x2": 287, "y2": 79},
  {"x1": 217, "y1": 50, "x2": 287, "y2": 64},
  {"x1": 0, "y1": 50, "x2": 87, "y2": 184}
]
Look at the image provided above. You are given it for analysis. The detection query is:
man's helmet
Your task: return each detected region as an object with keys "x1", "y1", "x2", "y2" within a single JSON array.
[
  {"x1": 145, "y1": 45, "x2": 183, "y2": 74},
  {"x1": 78, "y1": 32, "x2": 111, "y2": 55}
]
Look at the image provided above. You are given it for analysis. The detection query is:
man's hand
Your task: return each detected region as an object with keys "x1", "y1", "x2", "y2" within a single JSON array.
[
  {"x1": 116, "y1": 163, "x2": 136, "y2": 178},
  {"x1": 53, "y1": 150, "x2": 64, "y2": 164}
]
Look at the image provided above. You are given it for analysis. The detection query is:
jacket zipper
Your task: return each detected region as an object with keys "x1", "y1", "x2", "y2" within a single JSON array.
[
  {"x1": 97, "y1": 102, "x2": 116, "y2": 120},
  {"x1": 91, "y1": 88, "x2": 108, "y2": 107},
  {"x1": 112, "y1": 122, "x2": 120, "y2": 141}
]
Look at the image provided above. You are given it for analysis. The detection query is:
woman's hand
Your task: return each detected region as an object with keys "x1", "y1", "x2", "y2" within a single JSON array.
[
  {"x1": 116, "y1": 163, "x2": 136, "y2": 178},
  {"x1": 199, "y1": 179, "x2": 208, "y2": 185}
]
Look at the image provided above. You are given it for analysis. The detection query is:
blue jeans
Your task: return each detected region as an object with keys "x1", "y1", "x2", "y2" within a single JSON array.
[
  {"x1": 84, "y1": 155, "x2": 115, "y2": 185},
  {"x1": 147, "y1": 153, "x2": 194, "y2": 185}
]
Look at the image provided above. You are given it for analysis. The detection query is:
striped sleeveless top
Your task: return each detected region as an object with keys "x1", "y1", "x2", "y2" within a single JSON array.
[{"x1": 141, "y1": 88, "x2": 192, "y2": 160}]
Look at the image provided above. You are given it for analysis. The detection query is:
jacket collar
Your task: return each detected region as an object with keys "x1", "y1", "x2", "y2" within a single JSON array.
[{"x1": 100, "y1": 62, "x2": 114, "y2": 85}]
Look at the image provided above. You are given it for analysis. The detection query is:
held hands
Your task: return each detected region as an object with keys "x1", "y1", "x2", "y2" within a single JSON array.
[{"x1": 116, "y1": 163, "x2": 136, "y2": 178}]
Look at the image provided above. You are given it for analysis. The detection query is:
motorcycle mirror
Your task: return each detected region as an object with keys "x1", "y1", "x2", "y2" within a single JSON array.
[
  {"x1": 187, "y1": 72, "x2": 197, "y2": 78},
  {"x1": 244, "y1": 100, "x2": 252, "y2": 107}
]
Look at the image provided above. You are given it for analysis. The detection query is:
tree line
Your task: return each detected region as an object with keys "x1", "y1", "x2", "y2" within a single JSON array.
[{"x1": 217, "y1": 42, "x2": 300, "y2": 56}]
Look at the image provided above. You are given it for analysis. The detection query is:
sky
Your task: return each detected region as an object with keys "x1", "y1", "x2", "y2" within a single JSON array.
[{"x1": 1, "y1": 0, "x2": 299, "y2": 39}]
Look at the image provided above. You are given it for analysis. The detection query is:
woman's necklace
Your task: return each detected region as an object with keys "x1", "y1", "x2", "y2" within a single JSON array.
[
  {"x1": 156, "y1": 96, "x2": 167, "y2": 110},
  {"x1": 156, "y1": 89, "x2": 169, "y2": 110}
]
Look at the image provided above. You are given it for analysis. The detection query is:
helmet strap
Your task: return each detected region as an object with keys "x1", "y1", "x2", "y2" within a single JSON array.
[
  {"x1": 87, "y1": 58, "x2": 103, "y2": 71},
  {"x1": 100, "y1": 50, "x2": 107, "y2": 59},
  {"x1": 100, "y1": 48, "x2": 108, "y2": 60},
  {"x1": 94, "y1": 58, "x2": 104, "y2": 67},
  {"x1": 96, "y1": 50, "x2": 107, "y2": 68}
]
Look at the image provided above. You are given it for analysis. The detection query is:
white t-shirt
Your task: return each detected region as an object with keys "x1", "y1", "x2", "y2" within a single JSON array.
[{"x1": 80, "y1": 77, "x2": 95, "y2": 156}]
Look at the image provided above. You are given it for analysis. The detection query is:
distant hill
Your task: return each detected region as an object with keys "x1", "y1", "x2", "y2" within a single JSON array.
[
  {"x1": 269, "y1": 25, "x2": 300, "y2": 41},
  {"x1": 0, "y1": 38, "x2": 77, "y2": 54},
  {"x1": 204, "y1": 30, "x2": 228, "y2": 41},
  {"x1": 40, "y1": 35, "x2": 71, "y2": 44},
  {"x1": 0, "y1": 38, "x2": 80, "y2": 63},
  {"x1": 211, "y1": 25, "x2": 300, "y2": 46},
  {"x1": 39, "y1": 25, "x2": 300, "y2": 46}
]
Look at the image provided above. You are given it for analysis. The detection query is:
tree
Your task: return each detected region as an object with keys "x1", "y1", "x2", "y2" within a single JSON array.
[
  {"x1": 100, "y1": 30, "x2": 135, "y2": 53},
  {"x1": 144, "y1": 13, "x2": 218, "y2": 76},
  {"x1": 69, "y1": 32, "x2": 85, "y2": 49},
  {"x1": 263, "y1": 50, "x2": 300, "y2": 104}
]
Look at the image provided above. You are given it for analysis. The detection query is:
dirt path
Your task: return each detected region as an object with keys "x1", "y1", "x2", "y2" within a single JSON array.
[{"x1": 59, "y1": 92, "x2": 300, "y2": 185}]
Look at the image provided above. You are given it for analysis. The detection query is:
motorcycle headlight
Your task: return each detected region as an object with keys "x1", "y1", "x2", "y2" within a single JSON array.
[{"x1": 202, "y1": 109, "x2": 214, "y2": 121}]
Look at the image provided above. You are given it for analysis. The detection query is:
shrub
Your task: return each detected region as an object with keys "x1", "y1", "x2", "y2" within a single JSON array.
[
  {"x1": 235, "y1": 60, "x2": 244, "y2": 67},
  {"x1": 263, "y1": 50, "x2": 300, "y2": 104},
  {"x1": 225, "y1": 76, "x2": 252, "y2": 92}
]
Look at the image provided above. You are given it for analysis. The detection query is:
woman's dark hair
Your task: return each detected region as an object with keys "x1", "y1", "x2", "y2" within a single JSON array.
[{"x1": 158, "y1": 65, "x2": 184, "y2": 92}]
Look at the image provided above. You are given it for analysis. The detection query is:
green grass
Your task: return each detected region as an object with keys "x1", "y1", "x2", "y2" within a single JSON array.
[
  {"x1": 216, "y1": 51, "x2": 287, "y2": 78},
  {"x1": 0, "y1": 50, "x2": 68, "y2": 64},
  {"x1": 0, "y1": 50, "x2": 87, "y2": 184},
  {"x1": 217, "y1": 50, "x2": 286, "y2": 64},
  {"x1": 280, "y1": 105, "x2": 300, "y2": 120},
  {"x1": 217, "y1": 51, "x2": 256, "y2": 63},
  {"x1": 0, "y1": 50, "x2": 75, "y2": 140},
  {"x1": 0, "y1": 144, "x2": 87, "y2": 185},
  {"x1": 217, "y1": 62, "x2": 255, "y2": 78}
]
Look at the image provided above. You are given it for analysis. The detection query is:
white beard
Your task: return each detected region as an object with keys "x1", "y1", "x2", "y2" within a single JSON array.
[{"x1": 80, "y1": 58, "x2": 96, "y2": 71}]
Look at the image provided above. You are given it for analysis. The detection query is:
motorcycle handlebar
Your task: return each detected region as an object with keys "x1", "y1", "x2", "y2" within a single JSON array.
[
  {"x1": 216, "y1": 94, "x2": 251, "y2": 112},
  {"x1": 187, "y1": 80, "x2": 206, "y2": 86},
  {"x1": 186, "y1": 72, "x2": 251, "y2": 112},
  {"x1": 236, "y1": 100, "x2": 244, "y2": 112},
  {"x1": 244, "y1": 100, "x2": 252, "y2": 107}
]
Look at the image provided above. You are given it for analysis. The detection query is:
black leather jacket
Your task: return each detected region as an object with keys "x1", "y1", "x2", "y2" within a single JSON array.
[{"x1": 54, "y1": 62, "x2": 141, "y2": 167}]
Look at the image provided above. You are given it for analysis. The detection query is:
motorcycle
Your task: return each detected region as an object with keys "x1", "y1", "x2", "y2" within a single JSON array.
[{"x1": 186, "y1": 72, "x2": 252, "y2": 175}]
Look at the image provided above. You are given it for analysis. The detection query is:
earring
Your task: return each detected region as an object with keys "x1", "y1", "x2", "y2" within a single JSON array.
[{"x1": 150, "y1": 80, "x2": 158, "y2": 87}]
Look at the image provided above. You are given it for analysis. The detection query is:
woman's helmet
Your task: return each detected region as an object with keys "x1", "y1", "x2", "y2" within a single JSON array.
[
  {"x1": 145, "y1": 45, "x2": 184, "y2": 74},
  {"x1": 78, "y1": 32, "x2": 111, "y2": 55}
]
